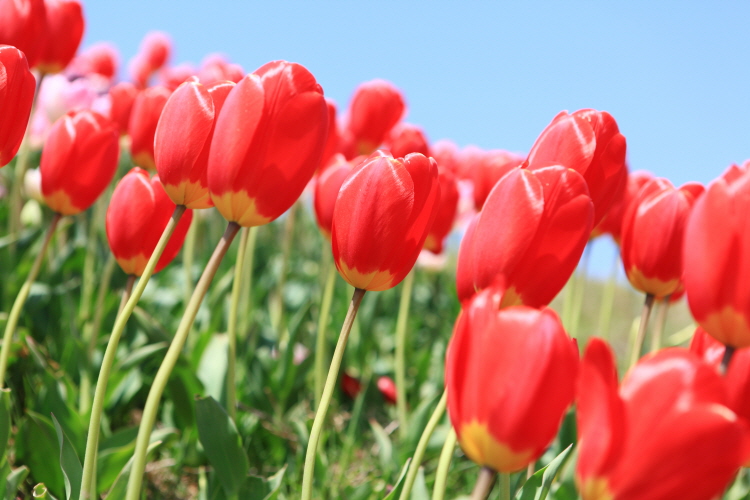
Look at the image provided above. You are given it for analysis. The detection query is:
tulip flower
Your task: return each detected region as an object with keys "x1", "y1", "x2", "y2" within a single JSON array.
[
  {"x1": 342, "y1": 79, "x2": 405, "y2": 157},
  {"x1": 620, "y1": 177, "x2": 703, "y2": 298},
  {"x1": 106, "y1": 168, "x2": 193, "y2": 276},
  {"x1": 384, "y1": 122, "x2": 430, "y2": 159},
  {"x1": 129, "y1": 31, "x2": 171, "y2": 88},
  {"x1": 527, "y1": 109, "x2": 627, "y2": 226},
  {"x1": 313, "y1": 154, "x2": 354, "y2": 239},
  {"x1": 577, "y1": 338, "x2": 750, "y2": 500},
  {"x1": 340, "y1": 371, "x2": 362, "y2": 400},
  {"x1": 331, "y1": 151, "x2": 440, "y2": 291},
  {"x1": 423, "y1": 165, "x2": 458, "y2": 254},
  {"x1": 69, "y1": 42, "x2": 118, "y2": 80},
  {"x1": 464, "y1": 148, "x2": 524, "y2": 210},
  {"x1": 319, "y1": 98, "x2": 339, "y2": 171},
  {"x1": 155, "y1": 79, "x2": 234, "y2": 209},
  {"x1": 208, "y1": 60, "x2": 328, "y2": 227},
  {"x1": 36, "y1": 0, "x2": 84, "y2": 74},
  {"x1": 377, "y1": 376, "x2": 397, "y2": 405},
  {"x1": 40, "y1": 109, "x2": 119, "y2": 215},
  {"x1": 197, "y1": 54, "x2": 244, "y2": 86},
  {"x1": 431, "y1": 139, "x2": 460, "y2": 174},
  {"x1": 592, "y1": 170, "x2": 653, "y2": 243},
  {"x1": 684, "y1": 166, "x2": 750, "y2": 348},
  {"x1": 0, "y1": 45, "x2": 36, "y2": 167},
  {"x1": 0, "y1": 0, "x2": 46, "y2": 68},
  {"x1": 129, "y1": 85, "x2": 171, "y2": 170},
  {"x1": 108, "y1": 81, "x2": 137, "y2": 134},
  {"x1": 446, "y1": 290, "x2": 578, "y2": 472},
  {"x1": 456, "y1": 165, "x2": 593, "y2": 307}
]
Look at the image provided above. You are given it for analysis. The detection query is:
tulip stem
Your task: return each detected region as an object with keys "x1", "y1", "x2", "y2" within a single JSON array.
[
  {"x1": 85, "y1": 253, "x2": 118, "y2": 360},
  {"x1": 569, "y1": 243, "x2": 591, "y2": 337},
  {"x1": 238, "y1": 226, "x2": 259, "y2": 338},
  {"x1": 0, "y1": 212, "x2": 61, "y2": 388},
  {"x1": 597, "y1": 248, "x2": 620, "y2": 340},
  {"x1": 650, "y1": 296, "x2": 671, "y2": 352},
  {"x1": 78, "y1": 205, "x2": 187, "y2": 499},
  {"x1": 629, "y1": 293, "x2": 655, "y2": 368},
  {"x1": 721, "y1": 345, "x2": 736, "y2": 375},
  {"x1": 301, "y1": 287, "x2": 366, "y2": 500},
  {"x1": 395, "y1": 269, "x2": 415, "y2": 438},
  {"x1": 398, "y1": 390, "x2": 448, "y2": 500},
  {"x1": 124, "y1": 221, "x2": 239, "y2": 500},
  {"x1": 470, "y1": 467, "x2": 497, "y2": 500},
  {"x1": 227, "y1": 227, "x2": 250, "y2": 421},
  {"x1": 183, "y1": 210, "x2": 198, "y2": 306},
  {"x1": 314, "y1": 255, "x2": 337, "y2": 409},
  {"x1": 432, "y1": 426, "x2": 458, "y2": 500}
]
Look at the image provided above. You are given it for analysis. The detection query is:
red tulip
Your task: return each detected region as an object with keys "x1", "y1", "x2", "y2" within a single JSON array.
[
  {"x1": 620, "y1": 177, "x2": 703, "y2": 298},
  {"x1": 456, "y1": 166, "x2": 593, "y2": 307},
  {"x1": 377, "y1": 376, "x2": 397, "y2": 405},
  {"x1": 423, "y1": 165, "x2": 458, "y2": 254},
  {"x1": 36, "y1": 0, "x2": 84, "y2": 74},
  {"x1": 108, "y1": 81, "x2": 137, "y2": 134},
  {"x1": 155, "y1": 79, "x2": 234, "y2": 209},
  {"x1": 592, "y1": 170, "x2": 653, "y2": 243},
  {"x1": 341, "y1": 371, "x2": 362, "y2": 400},
  {"x1": 197, "y1": 54, "x2": 244, "y2": 86},
  {"x1": 343, "y1": 79, "x2": 405, "y2": 158},
  {"x1": 684, "y1": 166, "x2": 750, "y2": 347},
  {"x1": 527, "y1": 109, "x2": 627, "y2": 226},
  {"x1": 313, "y1": 154, "x2": 354, "y2": 240},
  {"x1": 129, "y1": 31, "x2": 171, "y2": 88},
  {"x1": 331, "y1": 151, "x2": 440, "y2": 291},
  {"x1": 208, "y1": 60, "x2": 328, "y2": 227},
  {"x1": 431, "y1": 140, "x2": 460, "y2": 175},
  {"x1": 384, "y1": 122, "x2": 430, "y2": 159},
  {"x1": 40, "y1": 109, "x2": 119, "y2": 215},
  {"x1": 0, "y1": 0, "x2": 46, "y2": 68},
  {"x1": 106, "y1": 168, "x2": 193, "y2": 276},
  {"x1": 128, "y1": 85, "x2": 171, "y2": 170},
  {"x1": 318, "y1": 97, "x2": 339, "y2": 171},
  {"x1": 577, "y1": 338, "x2": 749, "y2": 500},
  {"x1": 464, "y1": 148, "x2": 524, "y2": 210},
  {"x1": 446, "y1": 290, "x2": 578, "y2": 472},
  {"x1": 69, "y1": 42, "x2": 118, "y2": 80},
  {"x1": 0, "y1": 45, "x2": 36, "y2": 167}
]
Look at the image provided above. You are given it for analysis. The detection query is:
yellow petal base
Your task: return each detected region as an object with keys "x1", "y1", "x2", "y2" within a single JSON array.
[
  {"x1": 211, "y1": 190, "x2": 273, "y2": 227},
  {"x1": 700, "y1": 306, "x2": 750, "y2": 348},
  {"x1": 577, "y1": 477, "x2": 614, "y2": 500},
  {"x1": 459, "y1": 421, "x2": 533, "y2": 473},
  {"x1": 44, "y1": 190, "x2": 81, "y2": 216},
  {"x1": 626, "y1": 267, "x2": 679, "y2": 299}
]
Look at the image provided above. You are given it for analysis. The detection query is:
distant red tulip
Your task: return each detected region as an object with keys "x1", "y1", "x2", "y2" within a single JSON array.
[
  {"x1": 106, "y1": 168, "x2": 193, "y2": 276},
  {"x1": 527, "y1": 109, "x2": 627, "y2": 226},
  {"x1": 0, "y1": 0, "x2": 46, "y2": 68},
  {"x1": 423, "y1": 165, "x2": 458, "y2": 254},
  {"x1": 108, "y1": 81, "x2": 137, "y2": 134},
  {"x1": 129, "y1": 31, "x2": 171, "y2": 88},
  {"x1": 40, "y1": 110, "x2": 119, "y2": 215},
  {"x1": 384, "y1": 122, "x2": 430, "y2": 159},
  {"x1": 577, "y1": 338, "x2": 749, "y2": 500},
  {"x1": 318, "y1": 98, "x2": 339, "y2": 171},
  {"x1": 70, "y1": 42, "x2": 118, "y2": 80},
  {"x1": 129, "y1": 85, "x2": 171, "y2": 170},
  {"x1": 464, "y1": 148, "x2": 524, "y2": 210},
  {"x1": 331, "y1": 151, "x2": 440, "y2": 291},
  {"x1": 620, "y1": 177, "x2": 703, "y2": 298},
  {"x1": 313, "y1": 154, "x2": 354, "y2": 240},
  {"x1": 197, "y1": 54, "x2": 244, "y2": 86},
  {"x1": 0, "y1": 45, "x2": 36, "y2": 167},
  {"x1": 446, "y1": 290, "x2": 578, "y2": 472},
  {"x1": 456, "y1": 166, "x2": 593, "y2": 307},
  {"x1": 377, "y1": 376, "x2": 397, "y2": 405},
  {"x1": 431, "y1": 140, "x2": 460, "y2": 174},
  {"x1": 343, "y1": 79, "x2": 405, "y2": 157},
  {"x1": 341, "y1": 371, "x2": 362, "y2": 400},
  {"x1": 592, "y1": 170, "x2": 653, "y2": 243},
  {"x1": 208, "y1": 60, "x2": 328, "y2": 227},
  {"x1": 155, "y1": 79, "x2": 234, "y2": 209},
  {"x1": 36, "y1": 0, "x2": 84, "y2": 74},
  {"x1": 684, "y1": 166, "x2": 750, "y2": 348}
]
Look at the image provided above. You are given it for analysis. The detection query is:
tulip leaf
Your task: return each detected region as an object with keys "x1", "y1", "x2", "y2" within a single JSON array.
[
  {"x1": 514, "y1": 444, "x2": 574, "y2": 500},
  {"x1": 51, "y1": 413, "x2": 82, "y2": 500},
  {"x1": 382, "y1": 458, "x2": 411, "y2": 500},
  {"x1": 105, "y1": 440, "x2": 164, "y2": 500},
  {"x1": 5, "y1": 465, "x2": 30, "y2": 499},
  {"x1": 16, "y1": 412, "x2": 65, "y2": 497},
  {"x1": 32, "y1": 482, "x2": 59, "y2": 499},
  {"x1": 195, "y1": 396, "x2": 249, "y2": 496},
  {"x1": 238, "y1": 464, "x2": 287, "y2": 500},
  {"x1": 369, "y1": 418, "x2": 395, "y2": 477},
  {"x1": 0, "y1": 389, "x2": 11, "y2": 464}
]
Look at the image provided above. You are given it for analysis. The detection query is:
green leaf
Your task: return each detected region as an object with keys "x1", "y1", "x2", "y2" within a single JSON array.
[
  {"x1": 32, "y1": 483, "x2": 59, "y2": 499},
  {"x1": 5, "y1": 465, "x2": 30, "y2": 499},
  {"x1": 0, "y1": 389, "x2": 11, "y2": 465},
  {"x1": 195, "y1": 396, "x2": 249, "y2": 496},
  {"x1": 410, "y1": 466, "x2": 429, "y2": 500},
  {"x1": 515, "y1": 444, "x2": 574, "y2": 500},
  {"x1": 16, "y1": 411, "x2": 65, "y2": 498},
  {"x1": 51, "y1": 413, "x2": 82, "y2": 500},
  {"x1": 105, "y1": 440, "x2": 164, "y2": 500},
  {"x1": 197, "y1": 333, "x2": 228, "y2": 403},
  {"x1": 382, "y1": 458, "x2": 411, "y2": 500},
  {"x1": 238, "y1": 464, "x2": 287, "y2": 500},
  {"x1": 369, "y1": 418, "x2": 394, "y2": 477}
]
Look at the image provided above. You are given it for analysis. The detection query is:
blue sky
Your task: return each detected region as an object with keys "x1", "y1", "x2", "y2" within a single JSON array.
[{"x1": 83, "y1": 1, "x2": 750, "y2": 276}]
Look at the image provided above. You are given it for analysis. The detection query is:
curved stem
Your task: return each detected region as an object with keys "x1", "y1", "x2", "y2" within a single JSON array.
[
  {"x1": 227, "y1": 227, "x2": 250, "y2": 421},
  {"x1": 470, "y1": 467, "x2": 497, "y2": 500},
  {"x1": 125, "y1": 221, "x2": 240, "y2": 500},
  {"x1": 0, "y1": 212, "x2": 61, "y2": 388},
  {"x1": 398, "y1": 389, "x2": 447, "y2": 500},
  {"x1": 301, "y1": 288, "x2": 366, "y2": 500},
  {"x1": 395, "y1": 270, "x2": 415, "y2": 438},
  {"x1": 182, "y1": 211, "x2": 198, "y2": 306},
  {"x1": 432, "y1": 427, "x2": 457, "y2": 500},
  {"x1": 314, "y1": 257, "x2": 337, "y2": 409},
  {"x1": 78, "y1": 205, "x2": 186, "y2": 499},
  {"x1": 629, "y1": 293, "x2": 655, "y2": 368}
]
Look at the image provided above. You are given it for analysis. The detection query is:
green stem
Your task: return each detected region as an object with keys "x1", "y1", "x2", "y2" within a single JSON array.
[
  {"x1": 238, "y1": 226, "x2": 258, "y2": 337},
  {"x1": 333, "y1": 363, "x2": 372, "y2": 495},
  {"x1": 650, "y1": 296, "x2": 670, "y2": 352},
  {"x1": 597, "y1": 249, "x2": 620, "y2": 340},
  {"x1": 629, "y1": 293, "x2": 655, "y2": 368},
  {"x1": 470, "y1": 467, "x2": 496, "y2": 500},
  {"x1": 77, "y1": 212, "x2": 97, "y2": 325},
  {"x1": 272, "y1": 203, "x2": 297, "y2": 337},
  {"x1": 124, "y1": 221, "x2": 240, "y2": 500},
  {"x1": 183, "y1": 210, "x2": 198, "y2": 306},
  {"x1": 0, "y1": 212, "x2": 61, "y2": 388},
  {"x1": 78, "y1": 205, "x2": 186, "y2": 499},
  {"x1": 569, "y1": 244, "x2": 591, "y2": 337},
  {"x1": 432, "y1": 427, "x2": 457, "y2": 500},
  {"x1": 398, "y1": 390, "x2": 447, "y2": 500},
  {"x1": 499, "y1": 472, "x2": 511, "y2": 500},
  {"x1": 227, "y1": 227, "x2": 250, "y2": 421},
  {"x1": 300, "y1": 288, "x2": 366, "y2": 500},
  {"x1": 86, "y1": 254, "x2": 118, "y2": 360},
  {"x1": 314, "y1": 257, "x2": 337, "y2": 409},
  {"x1": 395, "y1": 269, "x2": 415, "y2": 438}
]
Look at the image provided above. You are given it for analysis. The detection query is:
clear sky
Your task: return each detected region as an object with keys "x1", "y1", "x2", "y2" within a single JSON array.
[{"x1": 83, "y1": 1, "x2": 750, "y2": 276}]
